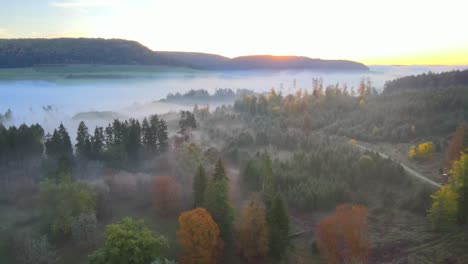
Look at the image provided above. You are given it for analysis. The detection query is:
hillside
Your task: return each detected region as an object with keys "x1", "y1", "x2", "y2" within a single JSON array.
[
  {"x1": 0, "y1": 38, "x2": 186, "y2": 68},
  {"x1": 0, "y1": 38, "x2": 368, "y2": 71}
]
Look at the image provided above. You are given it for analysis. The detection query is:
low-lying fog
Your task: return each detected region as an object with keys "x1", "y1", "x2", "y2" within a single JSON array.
[{"x1": 0, "y1": 65, "x2": 466, "y2": 137}]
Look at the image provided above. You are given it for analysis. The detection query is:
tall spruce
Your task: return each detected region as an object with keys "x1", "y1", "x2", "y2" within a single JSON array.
[
  {"x1": 204, "y1": 159, "x2": 234, "y2": 242},
  {"x1": 157, "y1": 119, "x2": 169, "y2": 152},
  {"x1": 46, "y1": 123, "x2": 73, "y2": 159},
  {"x1": 76, "y1": 121, "x2": 91, "y2": 159},
  {"x1": 193, "y1": 164, "x2": 207, "y2": 207},
  {"x1": 268, "y1": 194, "x2": 290, "y2": 259},
  {"x1": 91, "y1": 126, "x2": 105, "y2": 160}
]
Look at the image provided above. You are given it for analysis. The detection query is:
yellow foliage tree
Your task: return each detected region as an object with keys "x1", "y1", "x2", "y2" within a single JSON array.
[
  {"x1": 235, "y1": 197, "x2": 269, "y2": 262},
  {"x1": 428, "y1": 185, "x2": 459, "y2": 231},
  {"x1": 408, "y1": 142, "x2": 434, "y2": 160},
  {"x1": 177, "y1": 208, "x2": 224, "y2": 264}
]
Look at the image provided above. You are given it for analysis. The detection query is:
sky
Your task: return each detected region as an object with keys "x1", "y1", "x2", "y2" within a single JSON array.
[{"x1": 0, "y1": 0, "x2": 467, "y2": 65}]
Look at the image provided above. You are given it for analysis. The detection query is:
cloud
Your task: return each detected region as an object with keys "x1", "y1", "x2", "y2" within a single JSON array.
[{"x1": 50, "y1": 0, "x2": 117, "y2": 8}]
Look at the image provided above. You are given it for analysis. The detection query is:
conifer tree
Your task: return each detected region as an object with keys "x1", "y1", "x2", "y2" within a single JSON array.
[
  {"x1": 268, "y1": 194, "x2": 289, "y2": 260},
  {"x1": 193, "y1": 164, "x2": 207, "y2": 207},
  {"x1": 91, "y1": 127, "x2": 105, "y2": 160},
  {"x1": 204, "y1": 159, "x2": 234, "y2": 242},
  {"x1": 157, "y1": 119, "x2": 168, "y2": 152},
  {"x1": 76, "y1": 121, "x2": 91, "y2": 159}
]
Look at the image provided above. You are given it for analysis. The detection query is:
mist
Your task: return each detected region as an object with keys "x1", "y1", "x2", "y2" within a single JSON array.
[{"x1": 1, "y1": 65, "x2": 466, "y2": 137}]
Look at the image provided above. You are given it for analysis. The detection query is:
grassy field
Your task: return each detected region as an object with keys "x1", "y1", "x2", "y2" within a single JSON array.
[{"x1": 0, "y1": 65, "x2": 203, "y2": 81}]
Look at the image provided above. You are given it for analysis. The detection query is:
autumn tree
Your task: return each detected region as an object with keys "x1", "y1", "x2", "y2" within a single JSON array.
[
  {"x1": 177, "y1": 208, "x2": 223, "y2": 264},
  {"x1": 409, "y1": 142, "x2": 434, "y2": 160},
  {"x1": 428, "y1": 185, "x2": 459, "y2": 231},
  {"x1": 452, "y1": 153, "x2": 468, "y2": 225},
  {"x1": 447, "y1": 124, "x2": 466, "y2": 164},
  {"x1": 316, "y1": 204, "x2": 369, "y2": 264},
  {"x1": 235, "y1": 196, "x2": 269, "y2": 262},
  {"x1": 204, "y1": 159, "x2": 234, "y2": 242},
  {"x1": 193, "y1": 164, "x2": 207, "y2": 208},
  {"x1": 153, "y1": 176, "x2": 182, "y2": 217},
  {"x1": 267, "y1": 194, "x2": 289, "y2": 260},
  {"x1": 89, "y1": 218, "x2": 168, "y2": 264}
]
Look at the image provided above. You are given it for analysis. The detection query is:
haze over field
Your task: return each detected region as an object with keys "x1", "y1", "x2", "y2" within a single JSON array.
[{"x1": 1, "y1": 65, "x2": 466, "y2": 133}]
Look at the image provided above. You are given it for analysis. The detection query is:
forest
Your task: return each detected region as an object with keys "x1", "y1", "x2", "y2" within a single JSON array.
[{"x1": 0, "y1": 69, "x2": 468, "y2": 264}]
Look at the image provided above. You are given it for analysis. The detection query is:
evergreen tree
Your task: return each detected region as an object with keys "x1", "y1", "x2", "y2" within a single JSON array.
[
  {"x1": 178, "y1": 111, "x2": 197, "y2": 135},
  {"x1": 76, "y1": 121, "x2": 91, "y2": 159},
  {"x1": 126, "y1": 119, "x2": 141, "y2": 160},
  {"x1": 213, "y1": 159, "x2": 227, "y2": 181},
  {"x1": 262, "y1": 154, "x2": 276, "y2": 208},
  {"x1": 141, "y1": 117, "x2": 152, "y2": 152},
  {"x1": 193, "y1": 164, "x2": 207, "y2": 207},
  {"x1": 268, "y1": 194, "x2": 290, "y2": 260},
  {"x1": 204, "y1": 159, "x2": 234, "y2": 242},
  {"x1": 91, "y1": 127, "x2": 105, "y2": 160},
  {"x1": 157, "y1": 119, "x2": 169, "y2": 152},
  {"x1": 45, "y1": 123, "x2": 73, "y2": 159},
  {"x1": 148, "y1": 115, "x2": 159, "y2": 151},
  {"x1": 104, "y1": 124, "x2": 114, "y2": 147},
  {"x1": 58, "y1": 123, "x2": 73, "y2": 158}
]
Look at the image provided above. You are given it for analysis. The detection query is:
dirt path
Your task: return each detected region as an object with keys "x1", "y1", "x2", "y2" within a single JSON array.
[{"x1": 354, "y1": 142, "x2": 442, "y2": 188}]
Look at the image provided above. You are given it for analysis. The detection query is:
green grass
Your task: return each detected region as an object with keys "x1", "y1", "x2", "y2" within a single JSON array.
[{"x1": 0, "y1": 65, "x2": 204, "y2": 81}]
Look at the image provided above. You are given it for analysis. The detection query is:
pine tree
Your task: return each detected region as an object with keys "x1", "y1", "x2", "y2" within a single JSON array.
[
  {"x1": 76, "y1": 121, "x2": 91, "y2": 159},
  {"x1": 262, "y1": 154, "x2": 276, "y2": 208},
  {"x1": 193, "y1": 164, "x2": 207, "y2": 207},
  {"x1": 58, "y1": 123, "x2": 73, "y2": 158},
  {"x1": 141, "y1": 117, "x2": 152, "y2": 152},
  {"x1": 157, "y1": 119, "x2": 168, "y2": 152},
  {"x1": 46, "y1": 123, "x2": 73, "y2": 159},
  {"x1": 126, "y1": 119, "x2": 141, "y2": 160},
  {"x1": 148, "y1": 115, "x2": 159, "y2": 151},
  {"x1": 204, "y1": 159, "x2": 234, "y2": 242},
  {"x1": 91, "y1": 127, "x2": 105, "y2": 160},
  {"x1": 268, "y1": 194, "x2": 289, "y2": 259}
]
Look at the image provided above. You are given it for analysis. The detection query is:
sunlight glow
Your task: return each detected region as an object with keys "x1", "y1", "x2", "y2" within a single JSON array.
[{"x1": 1, "y1": 0, "x2": 467, "y2": 65}]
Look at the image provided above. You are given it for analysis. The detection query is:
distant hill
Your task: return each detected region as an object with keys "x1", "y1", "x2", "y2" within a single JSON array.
[
  {"x1": 0, "y1": 38, "x2": 186, "y2": 68},
  {"x1": 158, "y1": 52, "x2": 368, "y2": 71},
  {"x1": 383, "y1": 69, "x2": 468, "y2": 94},
  {"x1": 0, "y1": 38, "x2": 368, "y2": 71}
]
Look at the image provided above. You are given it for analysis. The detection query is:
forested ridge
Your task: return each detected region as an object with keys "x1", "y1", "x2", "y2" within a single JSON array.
[{"x1": 0, "y1": 38, "x2": 369, "y2": 71}]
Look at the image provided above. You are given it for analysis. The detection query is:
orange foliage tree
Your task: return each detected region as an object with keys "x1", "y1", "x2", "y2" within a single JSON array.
[
  {"x1": 153, "y1": 176, "x2": 181, "y2": 217},
  {"x1": 177, "y1": 208, "x2": 224, "y2": 264},
  {"x1": 235, "y1": 197, "x2": 269, "y2": 262},
  {"x1": 316, "y1": 204, "x2": 369, "y2": 264},
  {"x1": 447, "y1": 124, "x2": 466, "y2": 164}
]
